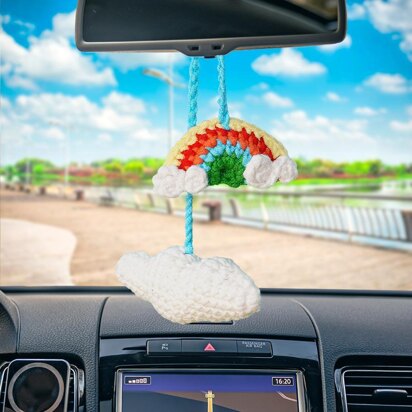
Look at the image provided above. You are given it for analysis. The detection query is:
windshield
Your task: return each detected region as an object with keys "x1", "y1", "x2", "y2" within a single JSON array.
[{"x1": 1, "y1": 0, "x2": 411, "y2": 290}]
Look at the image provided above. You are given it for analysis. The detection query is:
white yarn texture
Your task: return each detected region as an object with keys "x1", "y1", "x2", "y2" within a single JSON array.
[
  {"x1": 116, "y1": 246, "x2": 261, "y2": 324},
  {"x1": 153, "y1": 165, "x2": 208, "y2": 197},
  {"x1": 243, "y1": 154, "x2": 274, "y2": 189},
  {"x1": 184, "y1": 166, "x2": 208, "y2": 194},
  {"x1": 152, "y1": 165, "x2": 185, "y2": 198},
  {"x1": 244, "y1": 155, "x2": 298, "y2": 188}
]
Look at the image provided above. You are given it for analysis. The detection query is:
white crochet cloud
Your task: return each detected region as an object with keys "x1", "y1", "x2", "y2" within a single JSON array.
[
  {"x1": 116, "y1": 246, "x2": 261, "y2": 324},
  {"x1": 153, "y1": 156, "x2": 297, "y2": 197},
  {"x1": 184, "y1": 165, "x2": 208, "y2": 194},
  {"x1": 273, "y1": 155, "x2": 299, "y2": 183},
  {"x1": 153, "y1": 165, "x2": 208, "y2": 197},
  {"x1": 244, "y1": 154, "x2": 298, "y2": 188},
  {"x1": 243, "y1": 154, "x2": 274, "y2": 189},
  {"x1": 152, "y1": 165, "x2": 185, "y2": 197}
]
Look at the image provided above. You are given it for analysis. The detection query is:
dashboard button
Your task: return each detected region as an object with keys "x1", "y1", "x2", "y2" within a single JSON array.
[
  {"x1": 237, "y1": 340, "x2": 272, "y2": 356},
  {"x1": 182, "y1": 340, "x2": 237, "y2": 355},
  {"x1": 147, "y1": 339, "x2": 182, "y2": 355}
]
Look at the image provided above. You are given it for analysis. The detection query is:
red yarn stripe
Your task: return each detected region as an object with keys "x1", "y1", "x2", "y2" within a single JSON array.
[{"x1": 178, "y1": 127, "x2": 274, "y2": 170}]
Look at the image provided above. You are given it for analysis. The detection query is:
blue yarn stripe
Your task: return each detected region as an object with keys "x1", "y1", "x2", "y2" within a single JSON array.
[
  {"x1": 184, "y1": 57, "x2": 200, "y2": 254},
  {"x1": 217, "y1": 56, "x2": 230, "y2": 130}
]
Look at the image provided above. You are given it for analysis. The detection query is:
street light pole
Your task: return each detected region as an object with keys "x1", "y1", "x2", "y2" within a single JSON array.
[
  {"x1": 64, "y1": 125, "x2": 71, "y2": 187},
  {"x1": 25, "y1": 159, "x2": 30, "y2": 186},
  {"x1": 25, "y1": 133, "x2": 32, "y2": 187},
  {"x1": 48, "y1": 120, "x2": 70, "y2": 187},
  {"x1": 142, "y1": 62, "x2": 185, "y2": 152},
  {"x1": 168, "y1": 58, "x2": 174, "y2": 151}
]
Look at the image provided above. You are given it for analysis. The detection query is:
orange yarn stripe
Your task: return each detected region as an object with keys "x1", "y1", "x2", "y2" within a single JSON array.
[{"x1": 178, "y1": 127, "x2": 274, "y2": 170}]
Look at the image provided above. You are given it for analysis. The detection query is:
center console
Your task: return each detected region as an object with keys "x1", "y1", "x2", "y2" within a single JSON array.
[{"x1": 99, "y1": 337, "x2": 323, "y2": 411}]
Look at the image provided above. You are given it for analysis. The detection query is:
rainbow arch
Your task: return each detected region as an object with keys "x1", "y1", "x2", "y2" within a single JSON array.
[{"x1": 165, "y1": 118, "x2": 288, "y2": 188}]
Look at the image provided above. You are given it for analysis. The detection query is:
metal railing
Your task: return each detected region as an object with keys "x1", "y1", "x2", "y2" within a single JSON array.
[
  {"x1": 5, "y1": 183, "x2": 412, "y2": 245},
  {"x1": 87, "y1": 186, "x2": 412, "y2": 244}
]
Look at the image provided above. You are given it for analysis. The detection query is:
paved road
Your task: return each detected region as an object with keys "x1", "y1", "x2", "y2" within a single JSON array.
[
  {"x1": 0, "y1": 218, "x2": 76, "y2": 286},
  {"x1": 1, "y1": 189, "x2": 411, "y2": 289}
]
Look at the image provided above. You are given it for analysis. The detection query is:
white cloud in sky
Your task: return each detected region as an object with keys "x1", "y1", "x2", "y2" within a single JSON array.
[
  {"x1": 97, "y1": 133, "x2": 112, "y2": 143},
  {"x1": 365, "y1": 0, "x2": 412, "y2": 34},
  {"x1": 318, "y1": 35, "x2": 352, "y2": 52},
  {"x1": 251, "y1": 82, "x2": 270, "y2": 91},
  {"x1": 43, "y1": 127, "x2": 65, "y2": 140},
  {"x1": 252, "y1": 49, "x2": 326, "y2": 77},
  {"x1": 400, "y1": 32, "x2": 412, "y2": 60},
  {"x1": 0, "y1": 91, "x2": 179, "y2": 163},
  {"x1": 269, "y1": 109, "x2": 412, "y2": 163},
  {"x1": 347, "y1": 3, "x2": 367, "y2": 19},
  {"x1": 348, "y1": 0, "x2": 412, "y2": 61},
  {"x1": 272, "y1": 110, "x2": 372, "y2": 143},
  {"x1": 2, "y1": 92, "x2": 149, "y2": 142},
  {"x1": 354, "y1": 106, "x2": 387, "y2": 116},
  {"x1": 389, "y1": 105, "x2": 412, "y2": 132},
  {"x1": 325, "y1": 92, "x2": 347, "y2": 103},
  {"x1": 103, "y1": 53, "x2": 186, "y2": 72},
  {"x1": 1, "y1": 14, "x2": 34, "y2": 32},
  {"x1": 0, "y1": 10, "x2": 116, "y2": 90},
  {"x1": 4, "y1": 74, "x2": 38, "y2": 91},
  {"x1": 0, "y1": 15, "x2": 11, "y2": 25},
  {"x1": 209, "y1": 97, "x2": 243, "y2": 119},
  {"x1": 269, "y1": 110, "x2": 391, "y2": 161},
  {"x1": 364, "y1": 73, "x2": 412, "y2": 94},
  {"x1": 262, "y1": 91, "x2": 294, "y2": 108},
  {"x1": 390, "y1": 120, "x2": 412, "y2": 132}
]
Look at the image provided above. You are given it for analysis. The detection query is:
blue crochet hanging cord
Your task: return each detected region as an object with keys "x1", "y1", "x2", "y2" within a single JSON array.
[
  {"x1": 184, "y1": 56, "x2": 230, "y2": 255},
  {"x1": 116, "y1": 55, "x2": 299, "y2": 325}
]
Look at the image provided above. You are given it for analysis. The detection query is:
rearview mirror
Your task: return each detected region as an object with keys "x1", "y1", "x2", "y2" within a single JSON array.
[{"x1": 76, "y1": 0, "x2": 346, "y2": 56}]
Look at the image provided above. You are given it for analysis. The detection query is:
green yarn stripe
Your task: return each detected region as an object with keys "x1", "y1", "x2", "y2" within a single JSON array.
[{"x1": 206, "y1": 153, "x2": 246, "y2": 188}]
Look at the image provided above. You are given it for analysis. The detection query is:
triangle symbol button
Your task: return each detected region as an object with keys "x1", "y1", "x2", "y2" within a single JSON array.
[{"x1": 204, "y1": 343, "x2": 216, "y2": 352}]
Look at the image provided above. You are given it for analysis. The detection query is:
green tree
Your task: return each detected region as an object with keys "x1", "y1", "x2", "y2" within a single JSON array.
[
  {"x1": 104, "y1": 160, "x2": 123, "y2": 173},
  {"x1": 15, "y1": 158, "x2": 54, "y2": 174},
  {"x1": 124, "y1": 159, "x2": 144, "y2": 174},
  {"x1": 33, "y1": 164, "x2": 46, "y2": 175},
  {"x1": 367, "y1": 160, "x2": 383, "y2": 176}
]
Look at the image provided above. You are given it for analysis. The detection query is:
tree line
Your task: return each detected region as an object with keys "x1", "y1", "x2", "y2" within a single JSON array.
[{"x1": 1, "y1": 157, "x2": 411, "y2": 186}]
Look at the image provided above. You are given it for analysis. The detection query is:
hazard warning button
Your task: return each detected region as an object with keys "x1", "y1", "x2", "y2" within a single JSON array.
[
  {"x1": 204, "y1": 343, "x2": 216, "y2": 352},
  {"x1": 181, "y1": 339, "x2": 237, "y2": 355}
]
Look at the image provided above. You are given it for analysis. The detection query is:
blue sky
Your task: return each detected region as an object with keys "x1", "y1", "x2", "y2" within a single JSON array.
[{"x1": 1, "y1": 0, "x2": 411, "y2": 165}]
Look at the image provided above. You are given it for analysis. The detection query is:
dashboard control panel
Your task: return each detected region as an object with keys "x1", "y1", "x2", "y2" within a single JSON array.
[
  {"x1": 99, "y1": 336, "x2": 322, "y2": 411},
  {"x1": 147, "y1": 339, "x2": 272, "y2": 356}
]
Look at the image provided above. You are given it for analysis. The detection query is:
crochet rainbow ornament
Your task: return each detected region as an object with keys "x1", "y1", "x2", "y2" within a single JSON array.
[
  {"x1": 116, "y1": 56, "x2": 299, "y2": 325},
  {"x1": 154, "y1": 118, "x2": 298, "y2": 197}
]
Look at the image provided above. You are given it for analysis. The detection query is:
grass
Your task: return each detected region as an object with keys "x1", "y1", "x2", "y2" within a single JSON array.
[{"x1": 290, "y1": 174, "x2": 412, "y2": 186}]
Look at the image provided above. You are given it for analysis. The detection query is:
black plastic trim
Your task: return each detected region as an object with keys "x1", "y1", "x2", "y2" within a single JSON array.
[
  {"x1": 2, "y1": 286, "x2": 412, "y2": 298},
  {"x1": 75, "y1": 0, "x2": 347, "y2": 56}
]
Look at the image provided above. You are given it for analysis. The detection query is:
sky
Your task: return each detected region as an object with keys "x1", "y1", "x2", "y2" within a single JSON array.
[{"x1": 0, "y1": 0, "x2": 411, "y2": 166}]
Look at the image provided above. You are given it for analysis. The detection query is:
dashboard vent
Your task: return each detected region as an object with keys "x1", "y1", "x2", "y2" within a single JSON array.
[
  {"x1": 342, "y1": 369, "x2": 412, "y2": 412},
  {"x1": 0, "y1": 363, "x2": 9, "y2": 409},
  {"x1": 68, "y1": 364, "x2": 85, "y2": 412},
  {"x1": 0, "y1": 361, "x2": 84, "y2": 411}
]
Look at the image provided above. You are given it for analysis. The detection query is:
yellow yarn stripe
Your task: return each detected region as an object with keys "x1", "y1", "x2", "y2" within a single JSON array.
[{"x1": 164, "y1": 118, "x2": 288, "y2": 167}]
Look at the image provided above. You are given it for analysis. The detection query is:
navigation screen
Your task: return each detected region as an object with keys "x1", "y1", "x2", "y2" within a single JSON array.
[{"x1": 118, "y1": 371, "x2": 300, "y2": 412}]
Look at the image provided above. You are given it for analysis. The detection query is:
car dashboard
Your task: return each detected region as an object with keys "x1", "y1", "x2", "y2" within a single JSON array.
[{"x1": 1, "y1": 288, "x2": 411, "y2": 411}]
